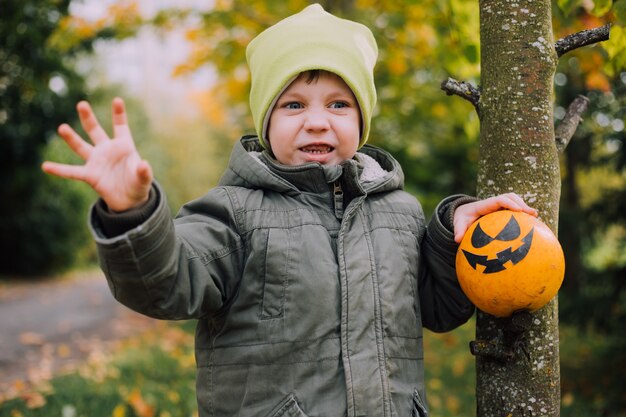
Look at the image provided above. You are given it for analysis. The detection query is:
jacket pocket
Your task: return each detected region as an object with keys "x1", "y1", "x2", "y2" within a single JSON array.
[
  {"x1": 265, "y1": 393, "x2": 309, "y2": 417},
  {"x1": 411, "y1": 388, "x2": 429, "y2": 417},
  {"x1": 260, "y1": 228, "x2": 291, "y2": 319}
]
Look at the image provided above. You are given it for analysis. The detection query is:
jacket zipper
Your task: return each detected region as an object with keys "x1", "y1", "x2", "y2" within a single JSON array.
[{"x1": 333, "y1": 180, "x2": 344, "y2": 219}]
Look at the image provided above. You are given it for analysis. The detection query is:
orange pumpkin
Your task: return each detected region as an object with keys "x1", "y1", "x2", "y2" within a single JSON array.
[{"x1": 455, "y1": 210, "x2": 565, "y2": 317}]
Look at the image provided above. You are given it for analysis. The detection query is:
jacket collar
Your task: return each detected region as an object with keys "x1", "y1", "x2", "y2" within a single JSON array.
[
  {"x1": 259, "y1": 151, "x2": 343, "y2": 194},
  {"x1": 219, "y1": 136, "x2": 404, "y2": 196}
]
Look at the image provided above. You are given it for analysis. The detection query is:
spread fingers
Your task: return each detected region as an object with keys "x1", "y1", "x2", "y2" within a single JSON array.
[
  {"x1": 111, "y1": 97, "x2": 132, "y2": 139},
  {"x1": 58, "y1": 123, "x2": 93, "y2": 160},
  {"x1": 77, "y1": 101, "x2": 109, "y2": 145},
  {"x1": 41, "y1": 162, "x2": 87, "y2": 183}
]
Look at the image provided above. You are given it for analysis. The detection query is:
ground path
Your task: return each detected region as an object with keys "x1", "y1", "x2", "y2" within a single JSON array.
[{"x1": 0, "y1": 269, "x2": 159, "y2": 398}]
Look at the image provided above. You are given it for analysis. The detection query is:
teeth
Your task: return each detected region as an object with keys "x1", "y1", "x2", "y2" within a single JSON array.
[{"x1": 301, "y1": 145, "x2": 332, "y2": 154}]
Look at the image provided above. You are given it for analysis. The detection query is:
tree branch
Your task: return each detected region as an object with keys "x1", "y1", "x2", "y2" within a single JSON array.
[
  {"x1": 555, "y1": 95, "x2": 590, "y2": 153},
  {"x1": 440, "y1": 77, "x2": 481, "y2": 114},
  {"x1": 555, "y1": 24, "x2": 611, "y2": 57}
]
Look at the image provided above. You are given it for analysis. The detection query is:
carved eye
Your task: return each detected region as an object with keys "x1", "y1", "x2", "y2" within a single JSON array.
[{"x1": 471, "y1": 215, "x2": 521, "y2": 248}]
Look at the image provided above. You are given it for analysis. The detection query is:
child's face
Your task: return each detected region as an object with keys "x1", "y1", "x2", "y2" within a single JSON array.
[{"x1": 267, "y1": 72, "x2": 361, "y2": 166}]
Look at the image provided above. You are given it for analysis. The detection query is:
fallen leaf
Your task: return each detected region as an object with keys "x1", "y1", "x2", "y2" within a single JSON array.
[
  {"x1": 112, "y1": 404, "x2": 126, "y2": 417},
  {"x1": 13, "y1": 380, "x2": 27, "y2": 392},
  {"x1": 167, "y1": 390, "x2": 180, "y2": 404},
  {"x1": 127, "y1": 389, "x2": 155, "y2": 417},
  {"x1": 19, "y1": 332, "x2": 45, "y2": 346},
  {"x1": 21, "y1": 391, "x2": 46, "y2": 409},
  {"x1": 562, "y1": 392, "x2": 575, "y2": 406},
  {"x1": 57, "y1": 343, "x2": 71, "y2": 358}
]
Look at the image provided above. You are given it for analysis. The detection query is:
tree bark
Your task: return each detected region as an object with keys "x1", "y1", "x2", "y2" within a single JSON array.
[{"x1": 475, "y1": 0, "x2": 561, "y2": 415}]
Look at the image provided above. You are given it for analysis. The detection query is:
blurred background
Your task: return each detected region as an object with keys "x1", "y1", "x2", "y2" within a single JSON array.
[{"x1": 1, "y1": 0, "x2": 624, "y2": 416}]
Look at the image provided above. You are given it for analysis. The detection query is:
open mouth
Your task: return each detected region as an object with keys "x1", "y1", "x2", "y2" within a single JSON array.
[{"x1": 300, "y1": 145, "x2": 334, "y2": 154}]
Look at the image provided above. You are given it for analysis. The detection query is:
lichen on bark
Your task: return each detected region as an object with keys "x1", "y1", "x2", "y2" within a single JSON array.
[{"x1": 475, "y1": 0, "x2": 562, "y2": 415}]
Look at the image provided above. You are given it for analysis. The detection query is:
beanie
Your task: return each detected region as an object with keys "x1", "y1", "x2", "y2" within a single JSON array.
[{"x1": 246, "y1": 3, "x2": 378, "y2": 149}]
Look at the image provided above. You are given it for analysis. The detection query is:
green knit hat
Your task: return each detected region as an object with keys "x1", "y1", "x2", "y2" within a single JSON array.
[{"x1": 246, "y1": 3, "x2": 378, "y2": 149}]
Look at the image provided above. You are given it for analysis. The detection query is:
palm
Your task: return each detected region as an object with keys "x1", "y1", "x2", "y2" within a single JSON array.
[
  {"x1": 82, "y1": 130, "x2": 146, "y2": 210},
  {"x1": 42, "y1": 98, "x2": 153, "y2": 212}
]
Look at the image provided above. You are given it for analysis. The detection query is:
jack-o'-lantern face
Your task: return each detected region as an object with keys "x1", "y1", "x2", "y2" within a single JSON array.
[
  {"x1": 462, "y1": 215, "x2": 533, "y2": 274},
  {"x1": 455, "y1": 210, "x2": 565, "y2": 318}
]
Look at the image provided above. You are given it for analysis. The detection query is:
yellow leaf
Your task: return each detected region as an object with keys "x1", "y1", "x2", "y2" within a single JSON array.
[
  {"x1": 76, "y1": 20, "x2": 97, "y2": 39},
  {"x1": 127, "y1": 389, "x2": 155, "y2": 417},
  {"x1": 445, "y1": 394, "x2": 461, "y2": 413},
  {"x1": 215, "y1": 0, "x2": 234, "y2": 11},
  {"x1": 602, "y1": 26, "x2": 624, "y2": 58},
  {"x1": 13, "y1": 380, "x2": 27, "y2": 392},
  {"x1": 356, "y1": 0, "x2": 377, "y2": 9},
  {"x1": 190, "y1": 89, "x2": 227, "y2": 125},
  {"x1": 185, "y1": 28, "x2": 202, "y2": 42},
  {"x1": 57, "y1": 344, "x2": 71, "y2": 358},
  {"x1": 431, "y1": 103, "x2": 448, "y2": 118},
  {"x1": 585, "y1": 71, "x2": 611, "y2": 92},
  {"x1": 22, "y1": 392, "x2": 46, "y2": 409},
  {"x1": 387, "y1": 49, "x2": 408, "y2": 76},
  {"x1": 388, "y1": 57, "x2": 407, "y2": 76},
  {"x1": 112, "y1": 404, "x2": 126, "y2": 417},
  {"x1": 167, "y1": 390, "x2": 180, "y2": 404},
  {"x1": 562, "y1": 391, "x2": 575, "y2": 406},
  {"x1": 428, "y1": 378, "x2": 443, "y2": 391},
  {"x1": 451, "y1": 355, "x2": 468, "y2": 376}
]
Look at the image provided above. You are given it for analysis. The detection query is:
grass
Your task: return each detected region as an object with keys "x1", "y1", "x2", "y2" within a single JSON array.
[
  {"x1": 560, "y1": 325, "x2": 626, "y2": 416},
  {"x1": 0, "y1": 317, "x2": 623, "y2": 417},
  {"x1": 424, "y1": 321, "x2": 476, "y2": 416},
  {"x1": 0, "y1": 321, "x2": 198, "y2": 417}
]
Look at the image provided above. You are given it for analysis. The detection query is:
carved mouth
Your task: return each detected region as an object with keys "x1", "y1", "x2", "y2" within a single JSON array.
[{"x1": 462, "y1": 215, "x2": 535, "y2": 273}]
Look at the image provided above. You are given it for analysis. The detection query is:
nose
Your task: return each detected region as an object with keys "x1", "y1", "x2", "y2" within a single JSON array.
[{"x1": 303, "y1": 108, "x2": 330, "y2": 133}]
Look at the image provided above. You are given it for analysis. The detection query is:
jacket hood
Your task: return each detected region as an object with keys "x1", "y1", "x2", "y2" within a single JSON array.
[{"x1": 218, "y1": 136, "x2": 404, "y2": 196}]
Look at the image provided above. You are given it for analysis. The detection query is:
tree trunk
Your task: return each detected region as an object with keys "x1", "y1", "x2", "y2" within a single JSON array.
[{"x1": 475, "y1": 0, "x2": 561, "y2": 415}]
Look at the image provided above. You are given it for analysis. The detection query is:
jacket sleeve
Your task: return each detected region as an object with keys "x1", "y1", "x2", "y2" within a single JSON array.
[
  {"x1": 89, "y1": 182, "x2": 245, "y2": 320},
  {"x1": 418, "y1": 194, "x2": 476, "y2": 333}
]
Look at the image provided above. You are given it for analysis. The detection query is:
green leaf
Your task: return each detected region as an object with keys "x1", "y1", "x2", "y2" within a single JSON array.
[
  {"x1": 603, "y1": 25, "x2": 626, "y2": 72},
  {"x1": 557, "y1": 0, "x2": 583, "y2": 15},
  {"x1": 614, "y1": 0, "x2": 626, "y2": 24},
  {"x1": 590, "y1": 0, "x2": 613, "y2": 16},
  {"x1": 463, "y1": 44, "x2": 479, "y2": 64},
  {"x1": 604, "y1": 25, "x2": 626, "y2": 59}
]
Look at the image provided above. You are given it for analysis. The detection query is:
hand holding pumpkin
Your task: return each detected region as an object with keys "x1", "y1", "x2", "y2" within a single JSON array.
[{"x1": 452, "y1": 193, "x2": 538, "y2": 243}]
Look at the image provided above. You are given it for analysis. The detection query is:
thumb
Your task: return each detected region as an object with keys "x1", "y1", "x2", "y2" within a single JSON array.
[
  {"x1": 453, "y1": 219, "x2": 469, "y2": 244},
  {"x1": 454, "y1": 229, "x2": 464, "y2": 244},
  {"x1": 136, "y1": 160, "x2": 153, "y2": 186}
]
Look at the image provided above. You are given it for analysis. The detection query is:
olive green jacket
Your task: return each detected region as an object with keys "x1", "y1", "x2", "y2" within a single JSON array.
[{"x1": 90, "y1": 136, "x2": 474, "y2": 417}]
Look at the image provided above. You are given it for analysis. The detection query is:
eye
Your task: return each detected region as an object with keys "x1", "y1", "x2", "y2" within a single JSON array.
[
  {"x1": 283, "y1": 102, "x2": 303, "y2": 109},
  {"x1": 329, "y1": 101, "x2": 349, "y2": 109}
]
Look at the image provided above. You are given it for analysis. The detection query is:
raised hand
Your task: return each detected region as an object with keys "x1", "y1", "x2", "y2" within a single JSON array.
[
  {"x1": 452, "y1": 193, "x2": 538, "y2": 243},
  {"x1": 42, "y1": 98, "x2": 153, "y2": 212}
]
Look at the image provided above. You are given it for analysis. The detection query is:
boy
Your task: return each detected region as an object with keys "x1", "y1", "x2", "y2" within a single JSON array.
[{"x1": 42, "y1": 4, "x2": 536, "y2": 416}]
